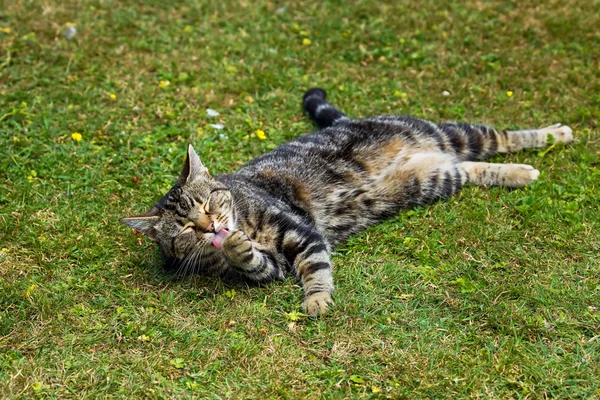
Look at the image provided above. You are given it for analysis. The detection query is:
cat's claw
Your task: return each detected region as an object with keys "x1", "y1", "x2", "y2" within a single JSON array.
[{"x1": 304, "y1": 291, "x2": 334, "y2": 317}]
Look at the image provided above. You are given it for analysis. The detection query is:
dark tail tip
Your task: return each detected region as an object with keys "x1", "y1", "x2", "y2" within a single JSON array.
[
  {"x1": 302, "y1": 87, "x2": 327, "y2": 108},
  {"x1": 302, "y1": 87, "x2": 348, "y2": 129}
]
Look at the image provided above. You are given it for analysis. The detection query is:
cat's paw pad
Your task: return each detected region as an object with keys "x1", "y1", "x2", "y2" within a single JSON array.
[
  {"x1": 541, "y1": 123, "x2": 573, "y2": 144},
  {"x1": 506, "y1": 164, "x2": 540, "y2": 187},
  {"x1": 222, "y1": 230, "x2": 253, "y2": 262},
  {"x1": 304, "y1": 291, "x2": 333, "y2": 317}
]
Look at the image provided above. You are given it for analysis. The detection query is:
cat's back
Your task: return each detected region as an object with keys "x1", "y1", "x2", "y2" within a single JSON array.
[
  {"x1": 228, "y1": 116, "x2": 444, "y2": 242},
  {"x1": 239, "y1": 115, "x2": 443, "y2": 179}
]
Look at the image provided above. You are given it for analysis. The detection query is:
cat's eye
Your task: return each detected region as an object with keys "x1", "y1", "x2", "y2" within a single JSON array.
[
  {"x1": 181, "y1": 222, "x2": 196, "y2": 234},
  {"x1": 205, "y1": 187, "x2": 230, "y2": 214}
]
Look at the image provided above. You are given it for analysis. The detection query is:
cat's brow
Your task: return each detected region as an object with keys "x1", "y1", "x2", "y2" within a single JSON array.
[{"x1": 209, "y1": 187, "x2": 230, "y2": 194}]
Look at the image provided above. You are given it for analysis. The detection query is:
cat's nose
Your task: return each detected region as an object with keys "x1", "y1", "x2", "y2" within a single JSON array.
[
  {"x1": 204, "y1": 222, "x2": 215, "y2": 233},
  {"x1": 212, "y1": 221, "x2": 223, "y2": 233}
]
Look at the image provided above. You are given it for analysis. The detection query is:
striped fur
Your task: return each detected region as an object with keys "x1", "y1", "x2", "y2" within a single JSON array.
[{"x1": 122, "y1": 88, "x2": 573, "y2": 316}]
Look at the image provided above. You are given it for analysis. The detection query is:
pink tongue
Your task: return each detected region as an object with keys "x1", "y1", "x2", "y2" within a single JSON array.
[{"x1": 211, "y1": 228, "x2": 229, "y2": 250}]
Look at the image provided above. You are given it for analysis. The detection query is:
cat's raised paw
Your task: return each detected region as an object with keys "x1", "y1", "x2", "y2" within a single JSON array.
[
  {"x1": 222, "y1": 230, "x2": 253, "y2": 264},
  {"x1": 304, "y1": 291, "x2": 334, "y2": 317}
]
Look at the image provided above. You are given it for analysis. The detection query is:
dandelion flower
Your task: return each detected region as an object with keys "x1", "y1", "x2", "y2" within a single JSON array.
[
  {"x1": 256, "y1": 129, "x2": 266, "y2": 140},
  {"x1": 27, "y1": 170, "x2": 37, "y2": 183},
  {"x1": 159, "y1": 80, "x2": 171, "y2": 89},
  {"x1": 0, "y1": 27, "x2": 11, "y2": 34},
  {"x1": 302, "y1": 38, "x2": 312, "y2": 46},
  {"x1": 109, "y1": 93, "x2": 116, "y2": 100},
  {"x1": 24, "y1": 284, "x2": 35, "y2": 298},
  {"x1": 71, "y1": 132, "x2": 82, "y2": 141},
  {"x1": 506, "y1": 91, "x2": 513, "y2": 97}
]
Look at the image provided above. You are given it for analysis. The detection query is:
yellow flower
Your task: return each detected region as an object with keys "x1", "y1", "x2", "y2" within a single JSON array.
[
  {"x1": 0, "y1": 27, "x2": 11, "y2": 34},
  {"x1": 506, "y1": 91, "x2": 513, "y2": 97},
  {"x1": 71, "y1": 132, "x2": 82, "y2": 141},
  {"x1": 256, "y1": 129, "x2": 266, "y2": 140},
  {"x1": 25, "y1": 284, "x2": 35, "y2": 298},
  {"x1": 109, "y1": 93, "x2": 116, "y2": 100},
  {"x1": 158, "y1": 80, "x2": 171, "y2": 89},
  {"x1": 302, "y1": 38, "x2": 312, "y2": 46},
  {"x1": 245, "y1": 96, "x2": 254, "y2": 104},
  {"x1": 137, "y1": 334, "x2": 150, "y2": 342}
]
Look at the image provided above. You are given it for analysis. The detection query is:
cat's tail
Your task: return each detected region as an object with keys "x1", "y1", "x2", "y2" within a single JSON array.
[{"x1": 302, "y1": 88, "x2": 349, "y2": 129}]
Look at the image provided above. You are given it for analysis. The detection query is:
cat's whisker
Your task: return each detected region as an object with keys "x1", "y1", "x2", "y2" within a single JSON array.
[{"x1": 175, "y1": 240, "x2": 205, "y2": 278}]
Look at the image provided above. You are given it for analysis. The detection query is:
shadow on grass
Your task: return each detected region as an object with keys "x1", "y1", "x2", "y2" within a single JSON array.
[{"x1": 125, "y1": 248, "x2": 265, "y2": 299}]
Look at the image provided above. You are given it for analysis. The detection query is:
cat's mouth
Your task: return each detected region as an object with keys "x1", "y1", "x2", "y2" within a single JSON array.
[{"x1": 211, "y1": 228, "x2": 229, "y2": 250}]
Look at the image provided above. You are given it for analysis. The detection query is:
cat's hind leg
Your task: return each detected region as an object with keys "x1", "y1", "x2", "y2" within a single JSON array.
[
  {"x1": 438, "y1": 122, "x2": 573, "y2": 161},
  {"x1": 458, "y1": 124, "x2": 573, "y2": 187},
  {"x1": 376, "y1": 152, "x2": 466, "y2": 207},
  {"x1": 459, "y1": 162, "x2": 539, "y2": 188},
  {"x1": 500, "y1": 123, "x2": 573, "y2": 152}
]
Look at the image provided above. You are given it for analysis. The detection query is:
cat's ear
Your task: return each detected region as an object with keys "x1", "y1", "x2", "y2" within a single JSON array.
[
  {"x1": 120, "y1": 207, "x2": 161, "y2": 241},
  {"x1": 178, "y1": 144, "x2": 209, "y2": 184}
]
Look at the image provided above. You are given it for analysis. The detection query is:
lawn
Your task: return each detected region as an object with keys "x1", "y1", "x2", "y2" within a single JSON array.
[{"x1": 1, "y1": 0, "x2": 599, "y2": 398}]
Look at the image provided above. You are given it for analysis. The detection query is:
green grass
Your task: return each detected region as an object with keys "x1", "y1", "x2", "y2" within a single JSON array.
[{"x1": 1, "y1": 0, "x2": 599, "y2": 398}]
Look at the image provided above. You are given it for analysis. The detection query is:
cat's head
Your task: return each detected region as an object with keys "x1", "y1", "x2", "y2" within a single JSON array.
[{"x1": 121, "y1": 145, "x2": 235, "y2": 267}]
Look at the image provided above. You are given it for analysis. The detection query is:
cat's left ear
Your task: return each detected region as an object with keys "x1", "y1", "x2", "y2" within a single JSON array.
[
  {"x1": 120, "y1": 207, "x2": 161, "y2": 241},
  {"x1": 178, "y1": 144, "x2": 210, "y2": 184}
]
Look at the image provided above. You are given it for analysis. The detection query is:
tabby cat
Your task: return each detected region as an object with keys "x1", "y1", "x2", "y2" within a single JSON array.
[{"x1": 121, "y1": 88, "x2": 573, "y2": 316}]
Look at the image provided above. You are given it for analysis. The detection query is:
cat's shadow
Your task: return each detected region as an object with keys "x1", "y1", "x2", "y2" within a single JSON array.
[{"x1": 130, "y1": 251, "x2": 264, "y2": 298}]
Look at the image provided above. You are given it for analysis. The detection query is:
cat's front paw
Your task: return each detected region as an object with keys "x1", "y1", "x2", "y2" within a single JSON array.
[
  {"x1": 222, "y1": 229, "x2": 253, "y2": 265},
  {"x1": 304, "y1": 291, "x2": 334, "y2": 317}
]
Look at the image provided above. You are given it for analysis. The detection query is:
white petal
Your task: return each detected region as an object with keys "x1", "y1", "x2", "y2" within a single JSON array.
[
  {"x1": 206, "y1": 108, "x2": 220, "y2": 117},
  {"x1": 64, "y1": 26, "x2": 77, "y2": 40},
  {"x1": 210, "y1": 123, "x2": 224, "y2": 130}
]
